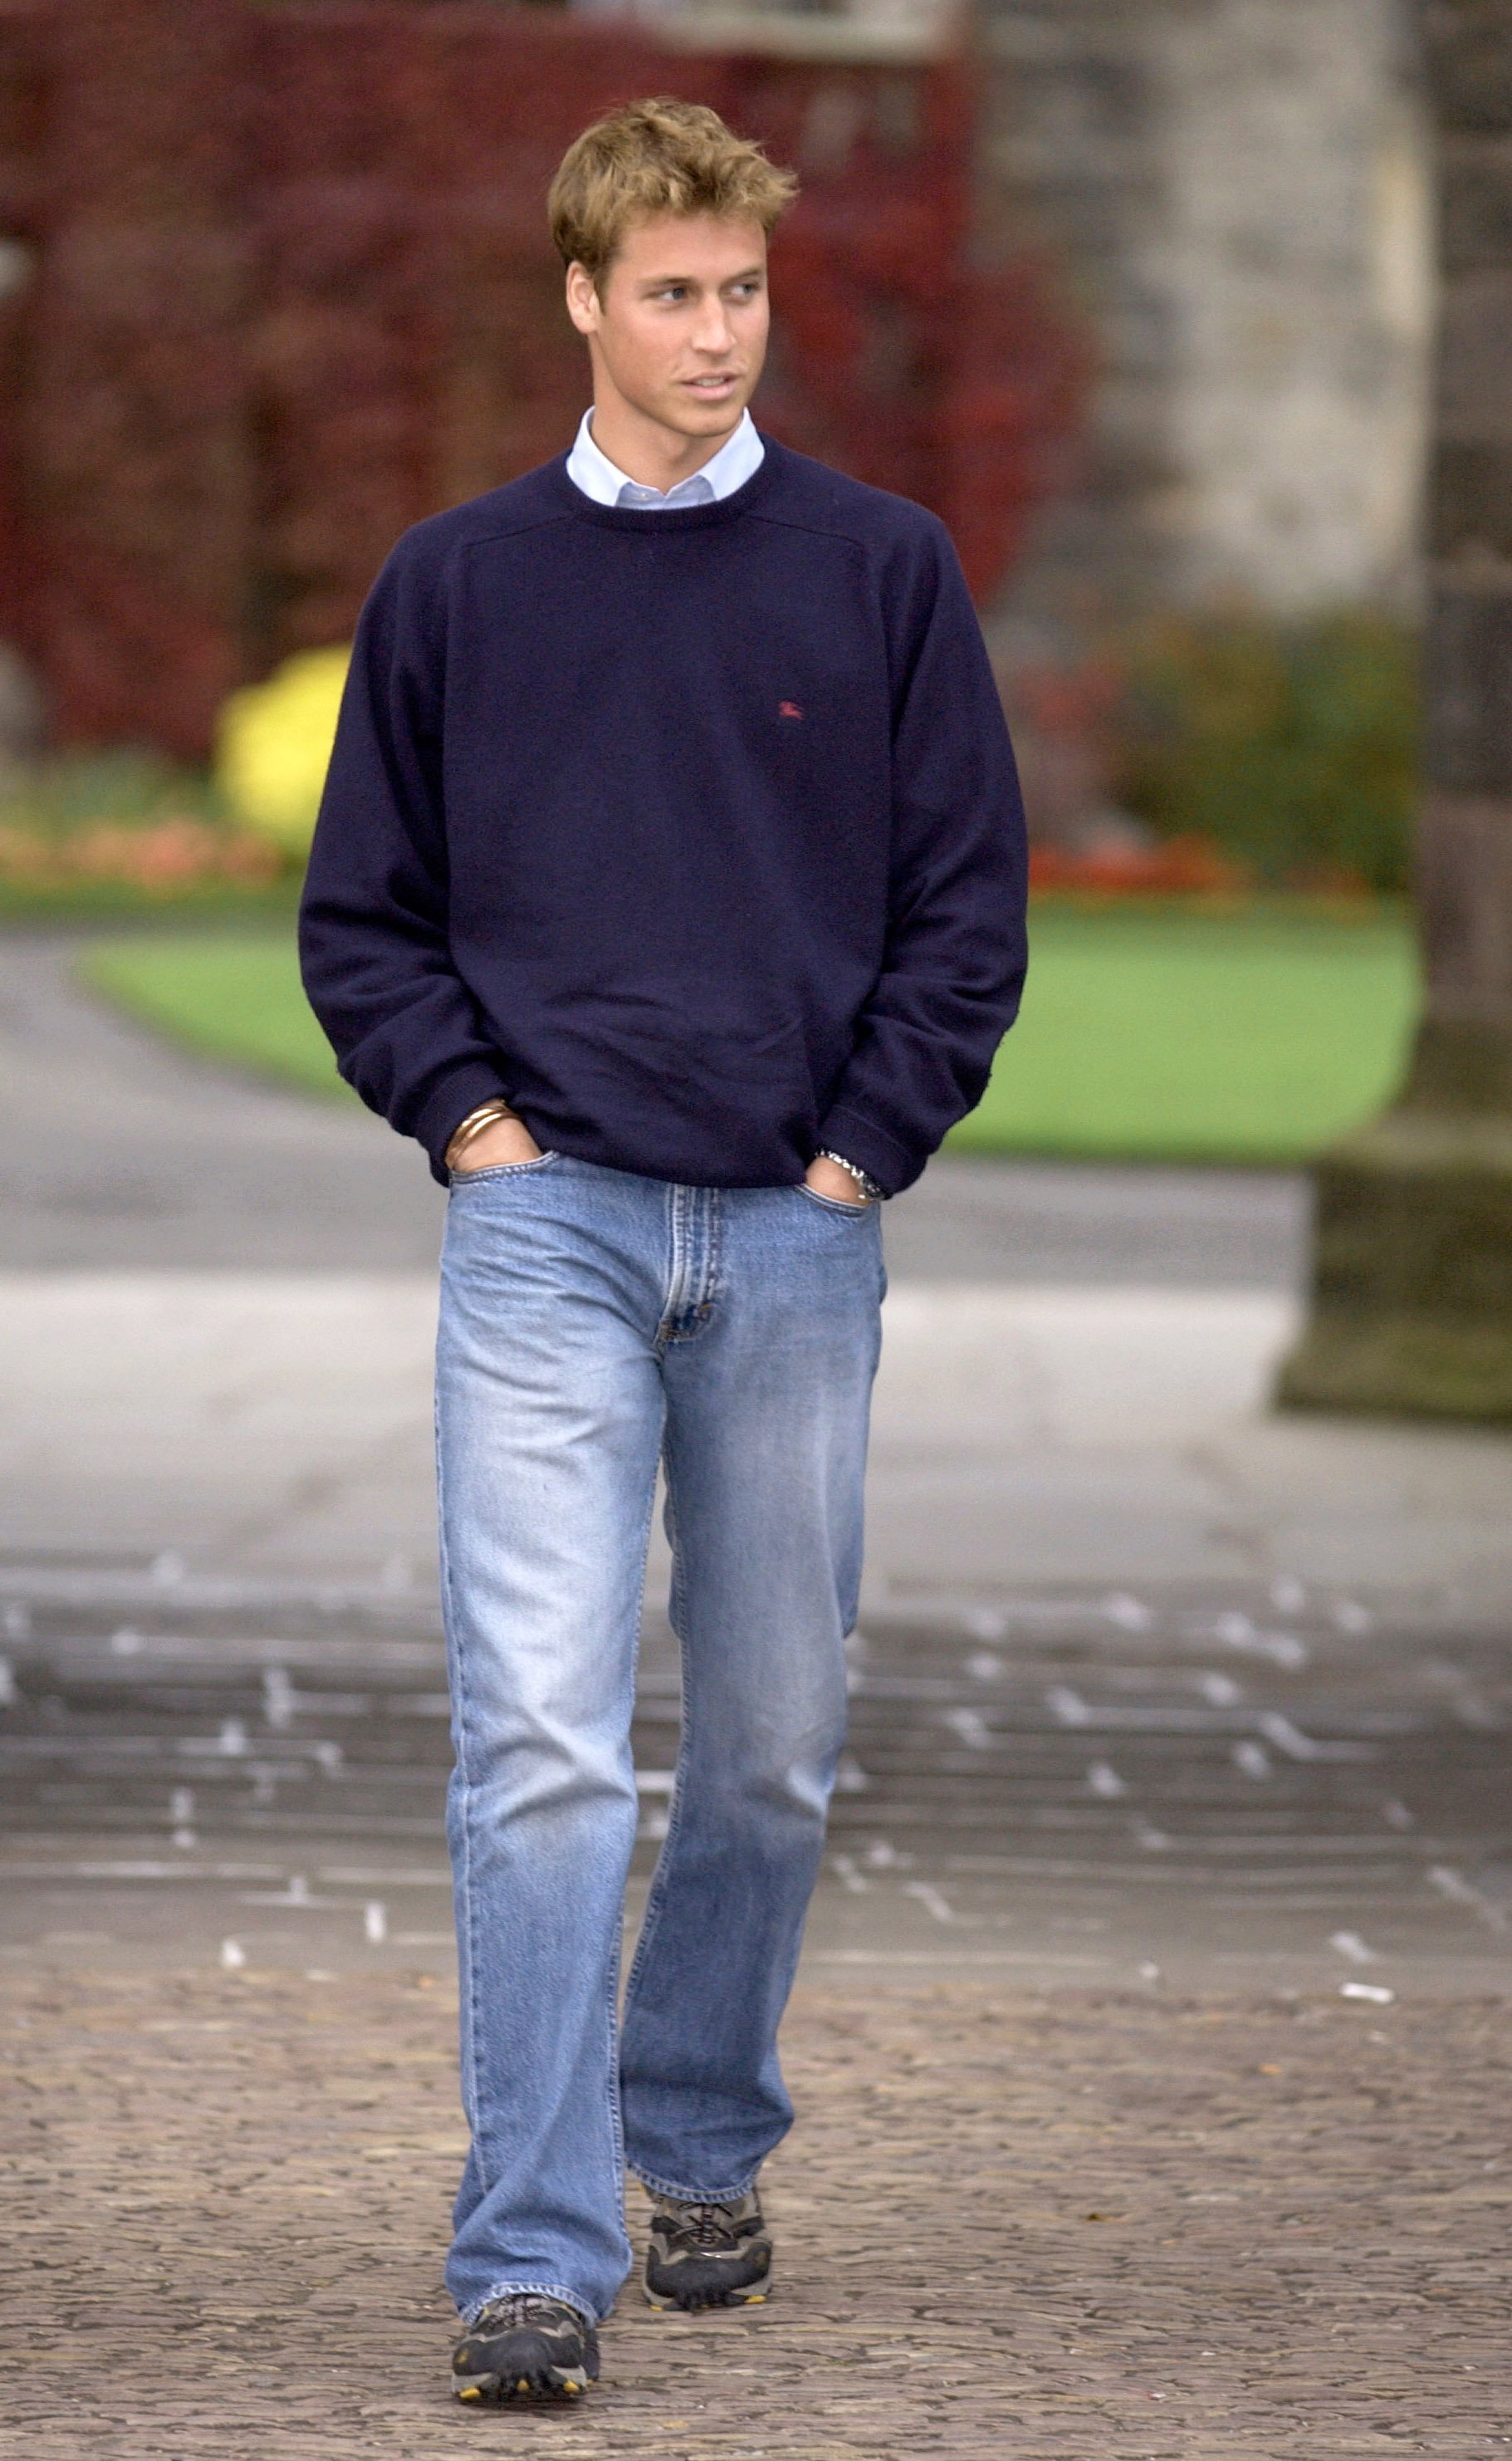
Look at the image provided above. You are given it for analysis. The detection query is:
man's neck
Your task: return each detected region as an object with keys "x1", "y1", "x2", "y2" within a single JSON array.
[{"x1": 586, "y1": 399, "x2": 739, "y2": 492}]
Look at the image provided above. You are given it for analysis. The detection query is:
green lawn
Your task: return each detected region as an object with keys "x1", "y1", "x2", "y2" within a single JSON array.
[
  {"x1": 84, "y1": 932, "x2": 352, "y2": 1101},
  {"x1": 81, "y1": 902, "x2": 1419, "y2": 1165},
  {"x1": 956, "y1": 903, "x2": 1417, "y2": 1163}
]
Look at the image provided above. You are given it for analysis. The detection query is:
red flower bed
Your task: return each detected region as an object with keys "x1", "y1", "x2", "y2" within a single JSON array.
[{"x1": 1028, "y1": 835, "x2": 1251, "y2": 897}]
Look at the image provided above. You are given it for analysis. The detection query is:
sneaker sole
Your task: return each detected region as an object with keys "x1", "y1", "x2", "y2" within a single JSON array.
[
  {"x1": 454, "y1": 2367, "x2": 590, "y2": 2402},
  {"x1": 643, "y1": 2281, "x2": 771, "y2": 2311}
]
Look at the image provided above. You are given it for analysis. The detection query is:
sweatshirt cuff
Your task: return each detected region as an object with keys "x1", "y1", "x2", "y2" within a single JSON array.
[
  {"x1": 413, "y1": 1061, "x2": 515, "y2": 1184},
  {"x1": 813, "y1": 1105, "x2": 915, "y2": 1200}
]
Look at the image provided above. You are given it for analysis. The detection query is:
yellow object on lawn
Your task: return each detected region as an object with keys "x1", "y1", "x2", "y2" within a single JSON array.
[{"x1": 215, "y1": 645, "x2": 351, "y2": 854}]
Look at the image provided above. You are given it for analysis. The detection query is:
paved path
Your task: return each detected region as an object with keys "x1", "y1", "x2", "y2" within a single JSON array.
[
  {"x1": 2, "y1": 1565, "x2": 1510, "y2": 1997},
  {"x1": 2, "y1": 1967, "x2": 1508, "y2": 2457}
]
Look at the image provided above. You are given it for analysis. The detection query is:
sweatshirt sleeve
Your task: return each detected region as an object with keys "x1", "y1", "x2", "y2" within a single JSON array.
[
  {"x1": 298, "y1": 536, "x2": 512, "y2": 1180},
  {"x1": 815, "y1": 519, "x2": 1029, "y2": 1196}
]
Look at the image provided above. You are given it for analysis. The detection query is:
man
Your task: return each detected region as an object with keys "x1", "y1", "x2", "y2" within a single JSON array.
[{"x1": 301, "y1": 96, "x2": 1026, "y2": 2404}]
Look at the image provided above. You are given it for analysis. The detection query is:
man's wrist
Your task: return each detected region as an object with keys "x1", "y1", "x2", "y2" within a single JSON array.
[
  {"x1": 815, "y1": 1150, "x2": 883, "y2": 1203},
  {"x1": 444, "y1": 1099, "x2": 521, "y2": 1172}
]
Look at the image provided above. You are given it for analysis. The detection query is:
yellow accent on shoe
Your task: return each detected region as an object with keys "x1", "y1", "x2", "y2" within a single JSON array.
[
  {"x1": 456, "y1": 2386, "x2": 482, "y2": 2401},
  {"x1": 561, "y1": 2380, "x2": 584, "y2": 2394},
  {"x1": 514, "y1": 2378, "x2": 531, "y2": 2392}
]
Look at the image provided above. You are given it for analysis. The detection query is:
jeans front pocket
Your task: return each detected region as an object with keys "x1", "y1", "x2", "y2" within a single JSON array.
[
  {"x1": 795, "y1": 1182, "x2": 873, "y2": 1217},
  {"x1": 449, "y1": 1150, "x2": 560, "y2": 1187}
]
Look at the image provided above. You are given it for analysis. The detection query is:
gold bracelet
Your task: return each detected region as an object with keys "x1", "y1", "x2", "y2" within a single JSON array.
[{"x1": 444, "y1": 1100, "x2": 517, "y2": 1169}]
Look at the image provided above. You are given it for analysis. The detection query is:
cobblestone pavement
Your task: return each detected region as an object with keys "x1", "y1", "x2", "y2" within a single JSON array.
[{"x1": 2, "y1": 1967, "x2": 1509, "y2": 2459}]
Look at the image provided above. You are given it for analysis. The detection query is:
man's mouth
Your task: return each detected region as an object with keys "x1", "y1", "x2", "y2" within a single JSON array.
[{"x1": 683, "y1": 374, "x2": 741, "y2": 392}]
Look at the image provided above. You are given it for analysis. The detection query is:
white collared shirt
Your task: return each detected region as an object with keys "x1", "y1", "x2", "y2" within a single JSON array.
[{"x1": 565, "y1": 407, "x2": 765, "y2": 509}]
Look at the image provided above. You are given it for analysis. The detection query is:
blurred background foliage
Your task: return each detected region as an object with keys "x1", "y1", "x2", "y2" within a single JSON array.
[
  {"x1": 0, "y1": 748, "x2": 287, "y2": 917},
  {"x1": 1112, "y1": 610, "x2": 1418, "y2": 895}
]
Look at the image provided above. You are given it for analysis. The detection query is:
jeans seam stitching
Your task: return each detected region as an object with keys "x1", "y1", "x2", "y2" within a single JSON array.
[{"x1": 436, "y1": 1380, "x2": 487, "y2": 2206}]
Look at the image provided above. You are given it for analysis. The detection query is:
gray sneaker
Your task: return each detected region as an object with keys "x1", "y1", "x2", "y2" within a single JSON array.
[
  {"x1": 451, "y1": 2292, "x2": 599, "y2": 2400},
  {"x1": 643, "y1": 2188, "x2": 773, "y2": 2310}
]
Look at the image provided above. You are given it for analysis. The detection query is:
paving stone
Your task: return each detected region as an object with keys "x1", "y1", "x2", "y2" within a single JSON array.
[{"x1": 2, "y1": 1969, "x2": 1510, "y2": 2456}]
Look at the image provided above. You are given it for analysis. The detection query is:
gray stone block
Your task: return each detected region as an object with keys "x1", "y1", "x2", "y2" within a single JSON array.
[
  {"x1": 1426, "y1": 585, "x2": 1512, "y2": 792},
  {"x1": 1431, "y1": 440, "x2": 1512, "y2": 556}
]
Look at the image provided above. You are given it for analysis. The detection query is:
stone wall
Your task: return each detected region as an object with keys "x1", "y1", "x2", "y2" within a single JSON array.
[{"x1": 975, "y1": 0, "x2": 1433, "y2": 650}]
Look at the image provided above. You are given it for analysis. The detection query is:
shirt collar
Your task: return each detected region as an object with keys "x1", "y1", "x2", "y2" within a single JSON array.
[{"x1": 565, "y1": 407, "x2": 765, "y2": 509}]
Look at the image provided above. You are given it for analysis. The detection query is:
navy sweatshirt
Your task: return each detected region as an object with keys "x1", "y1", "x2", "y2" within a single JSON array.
[{"x1": 299, "y1": 438, "x2": 1027, "y2": 1196}]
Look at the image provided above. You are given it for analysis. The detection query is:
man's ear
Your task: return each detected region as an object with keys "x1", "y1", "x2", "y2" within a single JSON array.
[{"x1": 565, "y1": 262, "x2": 601, "y2": 339}]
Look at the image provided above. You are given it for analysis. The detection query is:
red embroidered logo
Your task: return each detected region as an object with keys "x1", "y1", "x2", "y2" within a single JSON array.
[{"x1": 778, "y1": 700, "x2": 805, "y2": 720}]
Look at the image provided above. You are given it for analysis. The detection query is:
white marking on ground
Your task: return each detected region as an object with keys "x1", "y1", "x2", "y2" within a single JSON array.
[
  {"x1": 943, "y1": 1706, "x2": 992, "y2": 1748},
  {"x1": 1103, "y1": 1594, "x2": 1152, "y2": 1632},
  {"x1": 902, "y1": 1881, "x2": 956, "y2": 1925},
  {"x1": 1329, "y1": 1930, "x2": 1377, "y2": 1965},
  {"x1": 262, "y1": 1667, "x2": 295, "y2": 1730},
  {"x1": 1206, "y1": 1612, "x2": 1309, "y2": 1669},
  {"x1": 1427, "y1": 1865, "x2": 1509, "y2": 1930},
  {"x1": 1257, "y1": 1712, "x2": 1373, "y2": 1762},
  {"x1": 1087, "y1": 1761, "x2": 1127, "y2": 1800},
  {"x1": 1046, "y1": 1684, "x2": 1090, "y2": 1726},
  {"x1": 1199, "y1": 1673, "x2": 1242, "y2": 1706},
  {"x1": 1233, "y1": 1741, "x2": 1272, "y2": 1779}
]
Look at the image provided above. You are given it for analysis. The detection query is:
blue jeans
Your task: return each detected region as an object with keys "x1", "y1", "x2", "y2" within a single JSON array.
[{"x1": 435, "y1": 1153, "x2": 884, "y2": 2324}]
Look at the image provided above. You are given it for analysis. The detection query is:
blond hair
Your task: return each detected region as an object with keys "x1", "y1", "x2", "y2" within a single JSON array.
[{"x1": 549, "y1": 98, "x2": 799, "y2": 290}]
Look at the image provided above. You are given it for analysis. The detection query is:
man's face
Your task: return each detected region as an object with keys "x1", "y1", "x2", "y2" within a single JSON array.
[{"x1": 566, "y1": 213, "x2": 770, "y2": 442}]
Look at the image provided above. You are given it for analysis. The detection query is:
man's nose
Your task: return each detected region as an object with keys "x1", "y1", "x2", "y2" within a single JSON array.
[{"x1": 690, "y1": 299, "x2": 736, "y2": 355}]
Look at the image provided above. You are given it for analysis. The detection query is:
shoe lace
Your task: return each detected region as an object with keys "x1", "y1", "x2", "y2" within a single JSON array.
[
  {"x1": 476, "y1": 2292, "x2": 570, "y2": 2333},
  {"x1": 677, "y1": 2201, "x2": 738, "y2": 2250}
]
